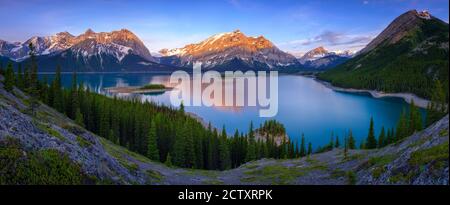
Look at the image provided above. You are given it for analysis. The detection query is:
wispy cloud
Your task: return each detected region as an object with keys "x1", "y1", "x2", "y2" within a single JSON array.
[{"x1": 279, "y1": 30, "x2": 374, "y2": 52}]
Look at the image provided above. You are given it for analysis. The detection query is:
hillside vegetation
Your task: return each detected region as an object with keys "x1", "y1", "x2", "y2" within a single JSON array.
[{"x1": 319, "y1": 11, "x2": 449, "y2": 100}]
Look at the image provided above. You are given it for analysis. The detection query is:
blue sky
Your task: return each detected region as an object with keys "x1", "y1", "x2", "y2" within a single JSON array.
[{"x1": 0, "y1": 0, "x2": 448, "y2": 55}]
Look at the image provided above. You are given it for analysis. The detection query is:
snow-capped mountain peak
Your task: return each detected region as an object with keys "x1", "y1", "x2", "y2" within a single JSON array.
[
  {"x1": 299, "y1": 46, "x2": 354, "y2": 63},
  {"x1": 299, "y1": 46, "x2": 329, "y2": 62},
  {"x1": 159, "y1": 30, "x2": 297, "y2": 69},
  {"x1": 0, "y1": 28, "x2": 153, "y2": 62}
]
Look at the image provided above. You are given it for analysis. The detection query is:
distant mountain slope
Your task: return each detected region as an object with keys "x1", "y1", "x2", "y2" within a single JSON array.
[
  {"x1": 318, "y1": 10, "x2": 449, "y2": 99},
  {"x1": 1, "y1": 76, "x2": 448, "y2": 185},
  {"x1": 299, "y1": 47, "x2": 352, "y2": 70},
  {"x1": 303, "y1": 55, "x2": 350, "y2": 70},
  {"x1": 159, "y1": 30, "x2": 301, "y2": 70}
]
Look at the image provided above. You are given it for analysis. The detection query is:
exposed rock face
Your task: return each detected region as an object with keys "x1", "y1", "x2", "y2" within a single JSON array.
[
  {"x1": 254, "y1": 130, "x2": 289, "y2": 146},
  {"x1": 357, "y1": 115, "x2": 449, "y2": 185},
  {"x1": 0, "y1": 29, "x2": 154, "y2": 63},
  {"x1": 359, "y1": 10, "x2": 434, "y2": 54},
  {"x1": 159, "y1": 30, "x2": 299, "y2": 70}
]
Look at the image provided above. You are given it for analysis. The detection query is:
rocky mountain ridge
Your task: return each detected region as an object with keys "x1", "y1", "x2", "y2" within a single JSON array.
[
  {"x1": 359, "y1": 10, "x2": 436, "y2": 54},
  {"x1": 159, "y1": 30, "x2": 300, "y2": 70},
  {"x1": 0, "y1": 29, "x2": 153, "y2": 62}
]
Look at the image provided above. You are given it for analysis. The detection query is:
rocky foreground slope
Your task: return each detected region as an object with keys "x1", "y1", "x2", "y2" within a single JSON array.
[{"x1": 0, "y1": 78, "x2": 448, "y2": 185}]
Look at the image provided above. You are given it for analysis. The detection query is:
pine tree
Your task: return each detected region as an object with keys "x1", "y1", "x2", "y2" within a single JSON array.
[
  {"x1": 164, "y1": 153, "x2": 172, "y2": 167},
  {"x1": 378, "y1": 126, "x2": 386, "y2": 148},
  {"x1": 184, "y1": 126, "x2": 195, "y2": 168},
  {"x1": 344, "y1": 136, "x2": 348, "y2": 158},
  {"x1": 179, "y1": 101, "x2": 185, "y2": 113},
  {"x1": 426, "y1": 80, "x2": 447, "y2": 126},
  {"x1": 39, "y1": 76, "x2": 49, "y2": 104},
  {"x1": 388, "y1": 128, "x2": 395, "y2": 144},
  {"x1": 365, "y1": 117, "x2": 377, "y2": 149},
  {"x1": 99, "y1": 102, "x2": 110, "y2": 139},
  {"x1": 147, "y1": 120, "x2": 159, "y2": 161},
  {"x1": 329, "y1": 132, "x2": 334, "y2": 149},
  {"x1": 360, "y1": 139, "x2": 366, "y2": 149},
  {"x1": 300, "y1": 133, "x2": 306, "y2": 157},
  {"x1": 218, "y1": 126, "x2": 231, "y2": 170},
  {"x1": 27, "y1": 43, "x2": 39, "y2": 116},
  {"x1": 75, "y1": 108, "x2": 85, "y2": 127},
  {"x1": 245, "y1": 122, "x2": 256, "y2": 162},
  {"x1": 335, "y1": 135, "x2": 340, "y2": 148},
  {"x1": 3, "y1": 63, "x2": 15, "y2": 92},
  {"x1": 16, "y1": 64, "x2": 24, "y2": 89},
  {"x1": 307, "y1": 142, "x2": 312, "y2": 155},
  {"x1": 396, "y1": 110, "x2": 408, "y2": 140},
  {"x1": 67, "y1": 72, "x2": 79, "y2": 119},
  {"x1": 409, "y1": 99, "x2": 422, "y2": 134},
  {"x1": 51, "y1": 65, "x2": 63, "y2": 112},
  {"x1": 173, "y1": 124, "x2": 187, "y2": 167},
  {"x1": 23, "y1": 65, "x2": 30, "y2": 89},
  {"x1": 207, "y1": 133, "x2": 215, "y2": 169},
  {"x1": 348, "y1": 130, "x2": 356, "y2": 149}
]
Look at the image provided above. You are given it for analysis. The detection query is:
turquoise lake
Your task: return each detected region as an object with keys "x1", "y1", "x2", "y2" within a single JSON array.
[{"x1": 39, "y1": 73, "x2": 425, "y2": 149}]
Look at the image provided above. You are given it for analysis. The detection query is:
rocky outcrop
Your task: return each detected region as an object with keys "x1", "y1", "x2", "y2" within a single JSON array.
[
  {"x1": 254, "y1": 130, "x2": 289, "y2": 146},
  {"x1": 0, "y1": 86, "x2": 143, "y2": 184},
  {"x1": 356, "y1": 115, "x2": 449, "y2": 184}
]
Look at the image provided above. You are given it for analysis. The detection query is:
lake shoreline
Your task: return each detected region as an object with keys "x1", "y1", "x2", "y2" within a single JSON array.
[
  {"x1": 310, "y1": 76, "x2": 430, "y2": 109},
  {"x1": 104, "y1": 86, "x2": 173, "y2": 94}
]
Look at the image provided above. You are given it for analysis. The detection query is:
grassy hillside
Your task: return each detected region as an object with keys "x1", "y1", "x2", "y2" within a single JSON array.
[{"x1": 318, "y1": 16, "x2": 449, "y2": 100}]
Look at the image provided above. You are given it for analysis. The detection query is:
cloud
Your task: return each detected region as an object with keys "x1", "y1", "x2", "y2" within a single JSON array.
[
  {"x1": 279, "y1": 30, "x2": 374, "y2": 52},
  {"x1": 363, "y1": 0, "x2": 369, "y2": 5},
  {"x1": 228, "y1": 0, "x2": 241, "y2": 8},
  {"x1": 286, "y1": 31, "x2": 372, "y2": 47}
]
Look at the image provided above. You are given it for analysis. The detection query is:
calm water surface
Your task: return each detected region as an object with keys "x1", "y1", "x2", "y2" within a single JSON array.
[{"x1": 39, "y1": 73, "x2": 425, "y2": 149}]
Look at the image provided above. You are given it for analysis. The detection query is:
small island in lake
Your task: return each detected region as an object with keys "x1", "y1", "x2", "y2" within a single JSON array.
[{"x1": 105, "y1": 84, "x2": 173, "y2": 94}]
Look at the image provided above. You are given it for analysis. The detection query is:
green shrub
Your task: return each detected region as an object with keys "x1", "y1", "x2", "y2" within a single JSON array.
[
  {"x1": 409, "y1": 142, "x2": 449, "y2": 168},
  {"x1": 0, "y1": 138, "x2": 93, "y2": 185},
  {"x1": 76, "y1": 135, "x2": 92, "y2": 148},
  {"x1": 347, "y1": 171, "x2": 357, "y2": 185}
]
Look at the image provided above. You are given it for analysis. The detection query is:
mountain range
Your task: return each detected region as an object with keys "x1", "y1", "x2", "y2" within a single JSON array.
[
  {"x1": 1, "y1": 29, "x2": 351, "y2": 72},
  {"x1": 1, "y1": 9, "x2": 447, "y2": 76},
  {"x1": 158, "y1": 30, "x2": 300, "y2": 71},
  {"x1": 0, "y1": 29, "x2": 176, "y2": 72}
]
